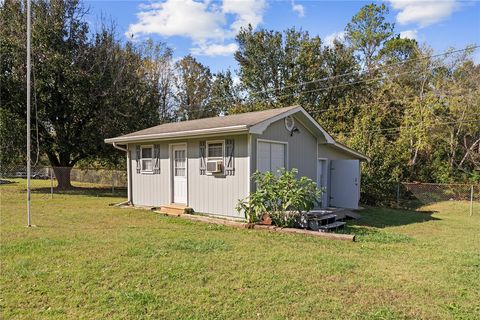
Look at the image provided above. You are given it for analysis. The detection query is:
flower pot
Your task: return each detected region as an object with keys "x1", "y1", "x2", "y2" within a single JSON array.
[{"x1": 259, "y1": 212, "x2": 272, "y2": 225}]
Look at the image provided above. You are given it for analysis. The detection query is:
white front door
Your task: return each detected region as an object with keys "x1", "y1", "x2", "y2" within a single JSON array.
[
  {"x1": 330, "y1": 160, "x2": 360, "y2": 209},
  {"x1": 317, "y1": 159, "x2": 328, "y2": 207},
  {"x1": 172, "y1": 145, "x2": 187, "y2": 204}
]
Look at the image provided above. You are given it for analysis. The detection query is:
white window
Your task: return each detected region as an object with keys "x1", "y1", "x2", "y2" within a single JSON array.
[
  {"x1": 174, "y1": 149, "x2": 186, "y2": 177},
  {"x1": 141, "y1": 145, "x2": 153, "y2": 172},
  {"x1": 207, "y1": 141, "x2": 224, "y2": 160}
]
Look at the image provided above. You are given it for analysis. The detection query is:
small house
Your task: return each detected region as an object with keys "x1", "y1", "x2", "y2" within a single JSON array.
[{"x1": 105, "y1": 105, "x2": 369, "y2": 219}]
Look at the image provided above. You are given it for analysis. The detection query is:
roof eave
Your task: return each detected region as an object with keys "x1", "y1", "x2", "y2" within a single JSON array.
[
  {"x1": 330, "y1": 142, "x2": 371, "y2": 162},
  {"x1": 104, "y1": 125, "x2": 249, "y2": 144},
  {"x1": 248, "y1": 105, "x2": 336, "y2": 144}
]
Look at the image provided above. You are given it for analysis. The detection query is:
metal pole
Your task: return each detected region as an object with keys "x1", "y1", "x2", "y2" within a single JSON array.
[
  {"x1": 470, "y1": 185, "x2": 474, "y2": 217},
  {"x1": 26, "y1": 0, "x2": 32, "y2": 227},
  {"x1": 112, "y1": 170, "x2": 115, "y2": 194}
]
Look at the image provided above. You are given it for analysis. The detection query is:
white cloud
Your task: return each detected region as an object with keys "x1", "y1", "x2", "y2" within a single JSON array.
[
  {"x1": 127, "y1": 0, "x2": 225, "y2": 41},
  {"x1": 223, "y1": 0, "x2": 267, "y2": 34},
  {"x1": 324, "y1": 31, "x2": 346, "y2": 47},
  {"x1": 399, "y1": 29, "x2": 418, "y2": 40},
  {"x1": 291, "y1": 1, "x2": 305, "y2": 17},
  {"x1": 191, "y1": 43, "x2": 239, "y2": 56},
  {"x1": 388, "y1": 0, "x2": 459, "y2": 27},
  {"x1": 127, "y1": 0, "x2": 266, "y2": 56}
]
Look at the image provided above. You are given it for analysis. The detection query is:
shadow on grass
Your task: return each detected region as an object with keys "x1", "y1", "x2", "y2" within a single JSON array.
[
  {"x1": 31, "y1": 186, "x2": 127, "y2": 198},
  {"x1": 351, "y1": 207, "x2": 440, "y2": 229},
  {"x1": 342, "y1": 225, "x2": 415, "y2": 243}
]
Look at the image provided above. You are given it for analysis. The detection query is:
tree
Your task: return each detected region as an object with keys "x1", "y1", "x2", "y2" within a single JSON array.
[
  {"x1": 174, "y1": 55, "x2": 213, "y2": 120},
  {"x1": 209, "y1": 70, "x2": 241, "y2": 115},
  {"x1": 0, "y1": 0, "x2": 162, "y2": 188},
  {"x1": 234, "y1": 26, "x2": 361, "y2": 119},
  {"x1": 140, "y1": 40, "x2": 176, "y2": 124},
  {"x1": 345, "y1": 3, "x2": 394, "y2": 70}
]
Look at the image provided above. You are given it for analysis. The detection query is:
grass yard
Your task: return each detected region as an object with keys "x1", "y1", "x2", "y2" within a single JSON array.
[{"x1": 1, "y1": 179, "x2": 479, "y2": 319}]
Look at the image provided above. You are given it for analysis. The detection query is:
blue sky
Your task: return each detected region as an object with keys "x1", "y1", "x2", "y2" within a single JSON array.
[{"x1": 86, "y1": 0, "x2": 480, "y2": 73}]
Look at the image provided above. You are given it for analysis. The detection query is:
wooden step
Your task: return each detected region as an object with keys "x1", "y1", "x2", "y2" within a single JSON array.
[
  {"x1": 158, "y1": 204, "x2": 191, "y2": 216},
  {"x1": 307, "y1": 213, "x2": 337, "y2": 221},
  {"x1": 318, "y1": 221, "x2": 346, "y2": 232}
]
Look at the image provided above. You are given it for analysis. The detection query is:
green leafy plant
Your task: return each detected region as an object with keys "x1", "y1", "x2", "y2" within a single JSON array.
[{"x1": 236, "y1": 168, "x2": 322, "y2": 227}]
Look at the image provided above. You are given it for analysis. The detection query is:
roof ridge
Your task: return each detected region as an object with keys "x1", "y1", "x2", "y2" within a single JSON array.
[
  {"x1": 124, "y1": 105, "x2": 300, "y2": 131},
  {"x1": 105, "y1": 105, "x2": 302, "y2": 142}
]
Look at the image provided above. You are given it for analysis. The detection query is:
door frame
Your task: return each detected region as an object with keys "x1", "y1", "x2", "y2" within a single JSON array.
[
  {"x1": 169, "y1": 142, "x2": 188, "y2": 205},
  {"x1": 317, "y1": 158, "x2": 329, "y2": 207}
]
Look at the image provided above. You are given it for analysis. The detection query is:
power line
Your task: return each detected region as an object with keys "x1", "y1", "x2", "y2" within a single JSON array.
[
  {"x1": 337, "y1": 118, "x2": 480, "y2": 136},
  {"x1": 248, "y1": 45, "x2": 480, "y2": 98},
  {"x1": 315, "y1": 88, "x2": 477, "y2": 115},
  {"x1": 154, "y1": 45, "x2": 479, "y2": 118},
  {"x1": 275, "y1": 67, "x2": 432, "y2": 100},
  {"x1": 180, "y1": 65, "x2": 435, "y2": 117}
]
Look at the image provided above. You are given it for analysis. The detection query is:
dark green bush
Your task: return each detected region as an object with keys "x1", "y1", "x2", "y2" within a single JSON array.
[{"x1": 236, "y1": 168, "x2": 322, "y2": 227}]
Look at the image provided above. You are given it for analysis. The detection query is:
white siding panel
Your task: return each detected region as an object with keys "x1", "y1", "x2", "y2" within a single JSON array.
[
  {"x1": 187, "y1": 135, "x2": 249, "y2": 218},
  {"x1": 130, "y1": 142, "x2": 170, "y2": 207},
  {"x1": 130, "y1": 135, "x2": 248, "y2": 218},
  {"x1": 318, "y1": 144, "x2": 360, "y2": 160},
  {"x1": 252, "y1": 115, "x2": 317, "y2": 181}
]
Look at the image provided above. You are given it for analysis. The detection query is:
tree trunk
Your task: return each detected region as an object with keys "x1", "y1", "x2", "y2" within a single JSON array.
[{"x1": 53, "y1": 166, "x2": 73, "y2": 190}]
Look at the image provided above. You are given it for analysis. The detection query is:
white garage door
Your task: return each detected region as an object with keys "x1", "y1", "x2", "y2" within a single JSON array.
[{"x1": 257, "y1": 141, "x2": 286, "y2": 173}]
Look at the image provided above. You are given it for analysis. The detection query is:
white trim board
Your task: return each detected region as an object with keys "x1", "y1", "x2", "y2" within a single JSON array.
[{"x1": 105, "y1": 125, "x2": 248, "y2": 143}]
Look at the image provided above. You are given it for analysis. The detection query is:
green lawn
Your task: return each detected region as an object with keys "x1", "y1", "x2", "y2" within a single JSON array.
[{"x1": 1, "y1": 179, "x2": 479, "y2": 319}]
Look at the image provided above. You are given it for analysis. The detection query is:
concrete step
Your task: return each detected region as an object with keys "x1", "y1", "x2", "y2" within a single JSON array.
[{"x1": 159, "y1": 204, "x2": 190, "y2": 216}]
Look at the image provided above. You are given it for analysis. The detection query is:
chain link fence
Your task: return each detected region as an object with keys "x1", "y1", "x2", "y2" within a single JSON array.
[
  {"x1": 2, "y1": 164, "x2": 478, "y2": 215},
  {"x1": 0, "y1": 165, "x2": 127, "y2": 197},
  {"x1": 398, "y1": 182, "x2": 479, "y2": 216}
]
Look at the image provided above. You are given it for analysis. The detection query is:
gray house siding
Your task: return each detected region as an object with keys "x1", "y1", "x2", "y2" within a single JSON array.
[
  {"x1": 187, "y1": 135, "x2": 249, "y2": 218},
  {"x1": 129, "y1": 142, "x2": 170, "y2": 207},
  {"x1": 318, "y1": 144, "x2": 361, "y2": 160},
  {"x1": 129, "y1": 134, "x2": 249, "y2": 218},
  {"x1": 317, "y1": 144, "x2": 362, "y2": 207},
  {"x1": 251, "y1": 116, "x2": 318, "y2": 181}
]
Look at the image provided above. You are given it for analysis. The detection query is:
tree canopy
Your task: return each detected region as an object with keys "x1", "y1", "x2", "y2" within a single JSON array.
[{"x1": 1, "y1": 1, "x2": 478, "y2": 201}]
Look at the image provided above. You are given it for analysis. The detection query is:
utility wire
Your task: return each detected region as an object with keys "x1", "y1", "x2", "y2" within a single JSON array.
[
  {"x1": 247, "y1": 45, "x2": 480, "y2": 97},
  {"x1": 179, "y1": 66, "x2": 435, "y2": 117},
  {"x1": 163, "y1": 45, "x2": 479, "y2": 118},
  {"x1": 337, "y1": 118, "x2": 480, "y2": 136},
  {"x1": 274, "y1": 67, "x2": 432, "y2": 100},
  {"x1": 316, "y1": 88, "x2": 477, "y2": 114}
]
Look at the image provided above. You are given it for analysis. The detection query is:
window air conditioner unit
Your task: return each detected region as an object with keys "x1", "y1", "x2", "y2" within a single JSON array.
[{"x1": 206, "y1": 160, "x2": 223, "y2": 174}]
